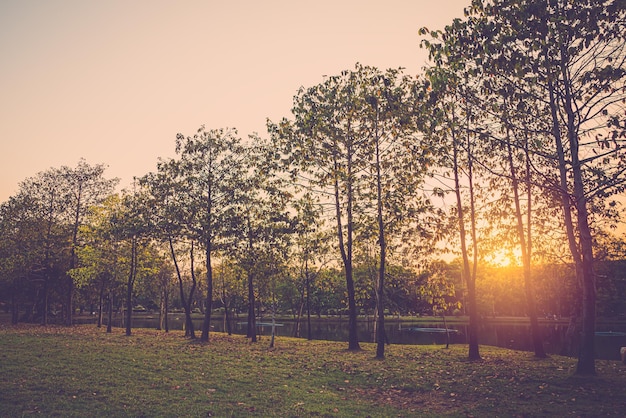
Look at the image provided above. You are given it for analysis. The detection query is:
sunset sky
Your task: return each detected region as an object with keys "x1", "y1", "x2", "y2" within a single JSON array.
[{"x1": 0, "y1": 0, "x2": 470, "y2": 202}]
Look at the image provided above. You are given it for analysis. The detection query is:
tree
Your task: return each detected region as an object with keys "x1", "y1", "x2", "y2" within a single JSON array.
[
  {"x1": 280, "y1": 65, "x2": 419, "y2": 350},
  {"x1": 70, "y1": 195, "x2": 126, "y2": 330},
  {"x1": 226, "y1": 136, "x2": 294, "y2": 343},
  {"x1": 291, "y1": 193, "x2": 331, "y2": 340},
  {"x1": 357, "y1": 67, "x2": 435, "y2": 359},
  {"x1": 12, "y1": 168, "x2": 69, "y2": 325},
  {"x1": 422, "y1": 63, "x2": 483, "y2": 360},
  {"x1": 141, "y1": 161, "x2": 200, "y2": 338},
  {"x1": 0, "y1": 194, "x2": 45, "y2": 324},
  {"x1": 0, "y1": 161, "x2": 116, "y2": 326},
  {"x1": 61, "y1": 160, "x2": 118, "y2": 325},
  {"x1": 463, "y1": 0, "x2": 626, "y2": 375},
  {"x1": 173, "y1": 126, "x2": 246, "y2": 342}
]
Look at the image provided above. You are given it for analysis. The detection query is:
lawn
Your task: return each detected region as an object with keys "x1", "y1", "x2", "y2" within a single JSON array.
[{"x1": 1, "y1": 324, "x2": 625, "y2": 417}]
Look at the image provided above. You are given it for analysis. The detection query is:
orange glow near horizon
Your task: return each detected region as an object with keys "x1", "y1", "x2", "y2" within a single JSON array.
[{"x1": 486, "y1": 248, "x2": 522, "y2": 268}]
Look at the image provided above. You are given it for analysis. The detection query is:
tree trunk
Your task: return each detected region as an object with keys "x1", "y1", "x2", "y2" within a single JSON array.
[
  {"x1": 186, "y1": 242, "x2": 197, "y2": 339},
  {"x1": 247, "y1": 269, "x2": 257, "y2": 342},
  {"x1": 547, "y1": 72, "x2": 595, "y2": 374},
  {"x1": 560, "y1": 55, "x2": 596, "y2": 375},
  {"x1": 163, "y1": 286, "x2": 169, "y2": 333},
  {"x1": 306, "y1": 271, "x2": 312, "y2": 341},
  {"x1": 466, "y1": 129, "x2": 481, "y2": 361},
  {"x1": 505, "y1": 123, "x2": 545, "y2": 358},
  {"x1": 66, "y1": 183, "x2": 83, "y2": 327},
  {"x1": 375, "y1": 118, "x2": 386, "y2": 360},
  {"x1": 107, "y1": 293, "x2": 113, "y2": 333},
  {"x1": 452, "y1": 111, "x2": 480, "y2": 361},
  {"x1": 269, "y1": 303, "x2": 277, "y2": 349},
  {"x1": 224, "y1": 306, "x2": 232, "y2": 335},
  {"x1": 333, "y1": 148, "x2": 360, "y2": 351},
  {"x1": 246, "y1": 216, "x2": 257, "y2": 342},
  {"x1": 201, "y1": 239, "x2": 213, "y2": 342},
  {"x1": 97, "y1": 282, "x2": 104, "y2": 328},
  {"x1": 294, "y1": 294, "x2": 304, "y2": 338},
  {"x1": 125, "y1": 236, "x2": 137, "y2": 337},
  {"x1": 169, "y1": 237, "x2": 195, "y2": 339},
  {"x1": 571, "y1": 130, "x2": 596, "y2": 376}
]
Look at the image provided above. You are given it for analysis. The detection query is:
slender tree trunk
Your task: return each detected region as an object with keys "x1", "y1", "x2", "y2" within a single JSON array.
[
  {"x1": 97, "y1": 282, "x2": 104, "y2": 328},
  {"x1": 224, "y1": 306, "x2": 232, "y2": 335},
  {"x1": 375, "y1": 115, "x2": 386, "y2": 359},
  {"x1": 306, "y1": 270, "x2": 312, "y2": 341},
  {"x1": 466, "y1": 127, "x2": 481, "y2": 361},
  {"x1": 158, "y1": 281, "x2": 166, "y2": 331},
  {"x1": 246, "y1": 216, "x2": 257, "y2": 342},
  {"x1": 169, "y1": 236, "x2": 195, "y2": 339},
  {"x1": 163, "y1": 286, "x2": 169, "y2": 333},
  {"x1": 561, "y1": 60, "x2": 596, "y2": 375},
  {"x1": 201, "y1": 238, "x2": 213, "y2": 342},
  {"x1": 505, "y1": 123, "x2": 545, "y2": 358},
  {"x1": 158, "y1": 276, "x2": 170, "y2": 332},
  {"x1": 269, "y1": 300, "x2": 277, "y2": 349},
  {"x1": 524, "y1": 149, "x2": 545, "y2": 358},
  {"x1": 66, "y1": 183, "x2": 83, "y2": 326},
  {"x1": 186, "y1": 242, "x2": 197, "y2": 339},
  {"x1": 125, "y1": 235, "x2": 137, "y2": 336},
  {"x1": 333, "y1": 145, "x2": 360, "y2": 351},
  {"x1": 247, "y1": 270, "x2": 257, "y2": 342},
  {"x1": 201, "y1": 177, "x2": 214, "y2": 342},
  {"x1": 107, "y1": 293, "x2": 113, "y2": 333},
  {"x1": 42, "y1": 190, "x2": 55, "y2": 326},
  {"x1": 452, "y1": 107, "x2": 480, "y2": 361},
  {"x1": 294, "y1": 288, "x2": 305, "y2": 338},
  {"x1": 547, "y1": 73, "x2": 593, "y2": 374}
]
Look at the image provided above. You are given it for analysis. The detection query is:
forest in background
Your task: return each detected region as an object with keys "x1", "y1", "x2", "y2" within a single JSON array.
[{"x1": 1, "y1": 0, "x2": 625, "y2": 376}]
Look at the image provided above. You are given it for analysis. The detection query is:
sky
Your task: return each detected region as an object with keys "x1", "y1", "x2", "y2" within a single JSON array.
[{"x1": 0, "y1": 0, "x2": 470, "y2": 202}]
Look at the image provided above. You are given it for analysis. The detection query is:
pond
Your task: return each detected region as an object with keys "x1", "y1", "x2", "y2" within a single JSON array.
[{"x1": 85, "y1": 314, "x2": 626, "y2": 361}]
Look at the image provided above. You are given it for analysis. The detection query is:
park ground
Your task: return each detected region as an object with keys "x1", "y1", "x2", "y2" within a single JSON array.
[{"x1": 1, "y1": 323, "x2": 626, "y2": 417}]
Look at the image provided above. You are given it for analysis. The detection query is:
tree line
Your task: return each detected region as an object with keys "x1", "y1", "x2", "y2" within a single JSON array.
[{"x1": 1, "y1": 0, "x2": 625, "y2": 376}]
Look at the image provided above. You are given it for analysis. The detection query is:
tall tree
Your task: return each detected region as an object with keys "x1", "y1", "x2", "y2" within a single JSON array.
[
  {"x1": 463, "y1": 0, "x2": 626, "y2": 375},
  {"x1": 356, "y1": 67, "x2": 434, "y2": 359},
  {"x1": 291, "y1": 193, "x2": 331, "y2": 340},
  {"x1": 276, "y1": 65, "x2": 378, "y2": 350},
  {"x1": 1, "y1": 162, "x2": 116, "y2": 325},
  {"x1": 226, "y1": 136, "x2": 294, "y2": 343},
  {"x1": 16, "y1": 168, "x2": 69, "y2": 325},
  {"x1": 174, "y1": 126, "x2": 245, "y2": 342},
  {"x1": 423, "y1": 63, "x2": 483, "y2": 360},
  {"x1": 69, "y1": 195, "x2": 126, "y2": 329},
  {"x1": 0, "y1": 193, "x2": 44, "y2": 324},
  {"x1": 61, "y1": 160, "x2": 118, "y2": 325},
  {"x1": 141, "y1": 161, "x2": 199, "y2": 339}
]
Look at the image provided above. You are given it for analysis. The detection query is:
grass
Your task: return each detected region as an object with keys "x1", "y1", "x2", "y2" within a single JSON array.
[{"x1": 1, "y1": 324, "x2": 625, "y2": 417}]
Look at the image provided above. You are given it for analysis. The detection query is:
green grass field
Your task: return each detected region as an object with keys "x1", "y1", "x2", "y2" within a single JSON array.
[{"x1": 1, "y1": 324, "x2": 625, "y2": 417}]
